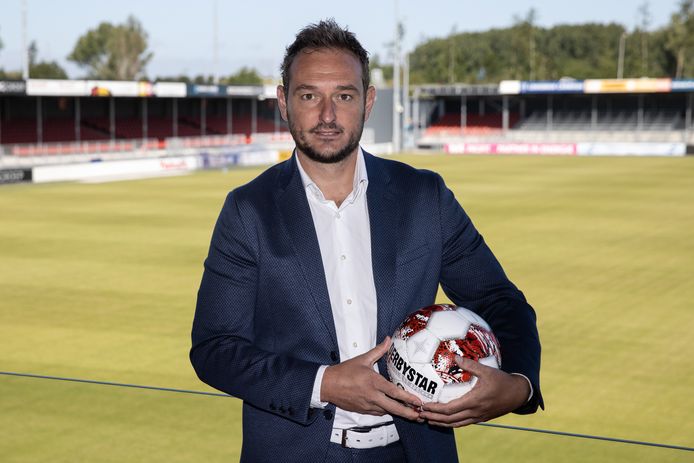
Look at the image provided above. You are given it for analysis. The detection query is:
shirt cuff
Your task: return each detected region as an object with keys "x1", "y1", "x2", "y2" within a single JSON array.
[
  {"x1": 510, "y1": 373, "x2": 534, "y2": 403},
  {"x1": 311, "y1": 364, "x2": 329, "y2": 409}
]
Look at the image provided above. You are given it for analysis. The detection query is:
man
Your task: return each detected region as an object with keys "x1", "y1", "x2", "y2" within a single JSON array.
[{"x1": 191, "y1": 19, "x2": 542, "y2": 462}]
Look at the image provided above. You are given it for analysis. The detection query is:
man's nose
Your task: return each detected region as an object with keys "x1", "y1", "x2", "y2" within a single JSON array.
[{"x1": 319, "y1": 99, "x2": 336, "y2": 124}]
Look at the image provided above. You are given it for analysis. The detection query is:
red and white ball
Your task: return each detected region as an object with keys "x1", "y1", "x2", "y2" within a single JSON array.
[{"x1": 386, "y1": 304, "x2": 502, "y2": 403}]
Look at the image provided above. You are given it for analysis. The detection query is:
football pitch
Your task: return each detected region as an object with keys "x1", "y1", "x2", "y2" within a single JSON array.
[{"x1": 1, "y1": 154, "x2": 692, "y2": 462}]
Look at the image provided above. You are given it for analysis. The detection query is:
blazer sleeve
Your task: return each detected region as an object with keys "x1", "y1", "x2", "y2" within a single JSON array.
[
  {"x1": 435, "y1": 174, "x2": 544, "y2": 414},
  {"x1": 190, "y1": 191, "x2": 322, "y2": 425}
]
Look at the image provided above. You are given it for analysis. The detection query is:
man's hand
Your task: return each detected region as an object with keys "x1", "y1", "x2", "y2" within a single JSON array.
[
  {"x1": 321, "y1": 337, "x2": 422, "y2": 421},
  {"x1": 419, "y1": 356, "x2": 530, "y2": 427}
]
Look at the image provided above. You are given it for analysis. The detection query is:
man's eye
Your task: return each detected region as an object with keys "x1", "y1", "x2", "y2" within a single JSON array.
[
  {"x1": 338, "y1": 94, "x2": 353, "y2": 101},
  {"x1": 300, "y1": 94, "x2": 314, "y2": 101}
]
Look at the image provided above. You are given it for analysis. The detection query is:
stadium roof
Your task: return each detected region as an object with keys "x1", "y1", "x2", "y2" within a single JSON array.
[
  {"x1": 0, "y1": 79, "x2": 277, "y2": 99},
  {"x1": 415, "y1": 78, "x2": 694, "y2": 98},
  {"x1": 3, "y1": 77, "x2": 694, "y2": 99}
]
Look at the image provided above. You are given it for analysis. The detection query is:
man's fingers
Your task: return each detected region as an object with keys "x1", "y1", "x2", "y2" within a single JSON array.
[
  {"x1": 454, "y1": 355, "x2": 488, "y2": 377},
  {"x1": 419, "y1": 406, "x2": 481, "y2": 425},
  {"x1": 425, "y1": 417, "x2": 480, "y2": 428},
  {"x1": 376, "y1": 376, "x2": 422, "y2": 409},
  {"x1": 374, "y1": 392, "x2": 421, "y2": 420},
  {"x1": 421, "y1": 394, "x2": 472, "y2": 414},
  {"x1": 363, "y1": 336, "x2": 392, "y2": 364},
  {"x1": 370, "y1": 375, "x2": 422, "y2": 420}
]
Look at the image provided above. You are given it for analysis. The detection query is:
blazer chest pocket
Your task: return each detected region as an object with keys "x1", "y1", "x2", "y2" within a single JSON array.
[{"x1": 396, "y1": 243, "x2": 430, "y2": 267}]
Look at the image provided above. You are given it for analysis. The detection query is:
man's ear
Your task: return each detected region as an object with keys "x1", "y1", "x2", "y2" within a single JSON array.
[
  {"x1": 277, "y1": 85, "x2": 289, "y2": 122},
  {"x1": 364, "y1": 85, "x2": 376, "y2": 122}
]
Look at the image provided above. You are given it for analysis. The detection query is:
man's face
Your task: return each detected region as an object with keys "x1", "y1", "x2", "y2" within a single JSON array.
[{"x1": 277, "y1": 48, "x2": 376, "y2": 164}]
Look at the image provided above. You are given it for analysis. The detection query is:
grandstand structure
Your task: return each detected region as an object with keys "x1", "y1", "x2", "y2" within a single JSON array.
[
  {"x1": 0, "y1": 79, "x2": 289, "y2": 155},
  {"x1": 1, "y1": 76, "x2": 693, "y2": 182},
  {"x1": 0, "y1": 78, "x2": 396, "y2": 161},
  {"x1": 413, "y1": 78, "x2": 694, "y2": 155},
  {"x1": 0, "y1": 78, "x2": 394, "y2": 183}
]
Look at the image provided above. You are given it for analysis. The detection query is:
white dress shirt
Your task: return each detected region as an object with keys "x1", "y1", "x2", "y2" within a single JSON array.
[
  {"x1": 296, "y1": 148, "x2": 393, "y2": 431},
  {"x1": 297, "y1": 148, "x2": 533, "y2": 429}
]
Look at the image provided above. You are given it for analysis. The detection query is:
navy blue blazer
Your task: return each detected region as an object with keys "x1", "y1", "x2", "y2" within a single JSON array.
[{"x1": 191, "y1": 151, "x2": 543, "y2": 462}]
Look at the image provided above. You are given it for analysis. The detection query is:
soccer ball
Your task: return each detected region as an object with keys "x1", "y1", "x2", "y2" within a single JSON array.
[{"x1": 386, "y1": 304, "x2": 501, "y2": 403}]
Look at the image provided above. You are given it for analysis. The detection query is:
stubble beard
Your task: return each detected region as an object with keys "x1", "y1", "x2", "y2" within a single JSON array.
[{"x1": 287, "y1": 112, "x2": 364, "y2": 165}]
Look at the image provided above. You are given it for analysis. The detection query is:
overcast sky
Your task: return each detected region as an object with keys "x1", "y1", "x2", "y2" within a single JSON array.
[{"x1": 0, "y1": 0, "x2": 681, "y2": 80}]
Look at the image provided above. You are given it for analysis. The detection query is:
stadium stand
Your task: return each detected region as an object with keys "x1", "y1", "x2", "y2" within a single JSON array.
[
  {"x1": 515, "y1": 109, "x2": 683, "y2": 131},
  {"x1": 412, "y1": 81, "x2": 694, "y2": 149},
  {"x1": 426, "y1": 112, "x2": 520, "y2": 136},
  {"x1": 3, "y1": 77, "x2": 693, "y2": 157},
  {"x1": 0, "y1": 94, "x2": 287, "y2": 147}
]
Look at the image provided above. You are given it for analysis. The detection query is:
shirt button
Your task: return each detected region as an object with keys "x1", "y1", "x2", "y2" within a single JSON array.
[
  {"x1": 352, "y1": 342, "x2": 358, "y2": 348},
  {"x1": 340, "y1": 255, "x2": 346, "y2": 261},
  {"x1": 346, "y1": 299, "x2": 352, "y2": 305},
  {"x1": 335, "y1": 212, "x2": 341, "y2": 219}
]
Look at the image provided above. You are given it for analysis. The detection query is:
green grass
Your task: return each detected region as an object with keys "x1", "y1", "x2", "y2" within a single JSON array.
[{"x1": 1, "y1": 155, "x2": 693, "y2": 462}]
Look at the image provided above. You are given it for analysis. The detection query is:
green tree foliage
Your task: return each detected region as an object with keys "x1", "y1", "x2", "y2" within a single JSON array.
[
  {"x1": 154, "y1": 67, "x2": 263, "y2": 86},
  {"x1": 30, "y1": 62, "x2": 68, "y2": 79},
  {"x1": 408, "y1": 2, "x2": 694, "y2": 84},
  {"x1": 541, "y1": 23, "x2": 627, "y2": 79},
  {"x1": 410, "y1": 23, "x2": 631, "y2": 84},
  {"x1": 28, "y1": 41, "x2": 68, "y2": 79},
  {"x1": 370, "y1": 54, "x2": 393, "y2": 82},
  {"x1": 68, "y1": 15, "x2": 152, "y2": 80},
  {"x1": 664, "y1": 0, "x2": 694, "y2": 77},
  {"x1": 0, "y1": 69, "x2": 21, "y2": 79},
  {"x1": 193, "y1": 75, "x2": 215, "y2": 84},
  {"x1": 153, "y1": 74, "x2": 193, "y2": 83},
  {"x1": 0, "y1": 27, "x2": 8, "y2": 78},
  {"x1": 220, "y1": 67, "x2": 263, "y2": 85}
]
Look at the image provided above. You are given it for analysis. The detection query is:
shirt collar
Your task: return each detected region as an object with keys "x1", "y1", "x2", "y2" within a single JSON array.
[{"x1": 295, "y1": 147, "x2": 369, "y2": 202}]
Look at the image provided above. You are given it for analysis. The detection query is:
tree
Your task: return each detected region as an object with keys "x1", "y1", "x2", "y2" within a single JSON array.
[
  {"x1": 221, "y1": 67, "x2": 263, "y2": 85},
  {"x1": 665, "y1": 0, "x2": 694, "y2": 78},
  {"x1": 511, "y1": 9, "x2": 538, "y2": 80},
  {"x1": 154, "y1": 74, "x2": 193, "y2": 83},
  {"x1": 193, "y1": 74, "x2": 214, "y2": 84},
  {"x1": 68, "y1": 15, "x2": 153, "y2": 80},
  {"x1": 370, "y1": 54, "x2": 393, "y2": 83},
  {"x1": 28, "y1": 41, "x2": 68, "y2": 79},
  {"x1": 637, "y1": 1, "x2": 653, "y2": 75},
  {"x1": 31, "y1": 62, "x2": 68, "y2": 79}
]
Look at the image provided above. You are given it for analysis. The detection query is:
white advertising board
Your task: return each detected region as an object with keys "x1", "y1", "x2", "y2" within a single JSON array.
[
  {"x1": 33, "y1": 156, "x2": 199, "y2": 183},
  {"x1": 576, "y1": 142, "x2": 686, "y2": 156},
  {"x1": 27, "y1": 79, "x2": 88, "y2": 96}
]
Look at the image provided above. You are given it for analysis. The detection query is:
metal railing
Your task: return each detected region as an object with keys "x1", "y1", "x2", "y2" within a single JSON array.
[{"x1": 1, "y1": 370, "x2": 692, "y2": 454}]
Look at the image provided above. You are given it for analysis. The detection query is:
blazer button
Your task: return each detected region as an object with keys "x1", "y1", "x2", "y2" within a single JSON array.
[
  {"x1": 330, "y1": 351, "x2": 338, "y2": 362},
  {"x1": 323, "y1": 409, "x2": 333, "y2": 420},
  {"x1": 269, "y1": 403, "x2": 276, "y2": 411},
  {"x1": 288, "y1": 407, "x2": 294, "y2": 416},
  {"x1": 279, "y1": 406, "x2": 286, "y2": 413}
]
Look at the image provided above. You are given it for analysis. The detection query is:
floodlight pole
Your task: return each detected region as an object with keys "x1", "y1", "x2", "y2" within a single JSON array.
[
  {"x1": 213, "y1": 0, "x2": 219, "y2": 84},
  {"x1": 22, "y1": 0, "x2": 29, "y2": 80},
  {"x1": 617, "y1": 32, "x2": 627, "y2": 79},
  {"x1": 392, "y1": 0, "x2": 402, "y2": 153}
]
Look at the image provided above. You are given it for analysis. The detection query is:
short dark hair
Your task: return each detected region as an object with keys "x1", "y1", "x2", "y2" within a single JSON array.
[{"x1": 280, "y1": 19, "x2": 370, "y2": 95}]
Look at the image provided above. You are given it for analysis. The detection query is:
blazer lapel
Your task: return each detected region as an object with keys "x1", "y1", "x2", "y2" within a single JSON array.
[
  {"x1": 365, "y1": 152, "x2": 399, "y2": 342},
  {"x1": 275, "y1": 155, "x2": 338, "y2": 346}
]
